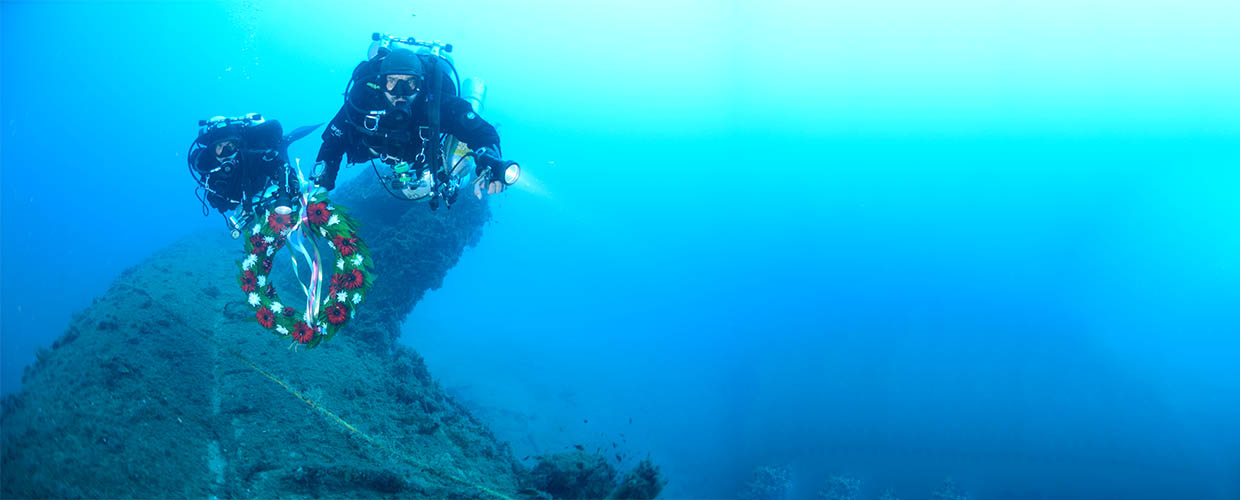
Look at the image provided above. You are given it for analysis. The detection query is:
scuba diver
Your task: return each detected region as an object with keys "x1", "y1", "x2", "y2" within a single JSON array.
[
  {"x1": 188, "y1": 113, "x2": 320, "y2": 236},
  {"x1": 314, "y1": 33, "x2": 520, "y2": 209}
]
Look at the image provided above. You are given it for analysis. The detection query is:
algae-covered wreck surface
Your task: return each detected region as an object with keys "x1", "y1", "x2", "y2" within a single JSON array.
[{"x1": 0, "y1": 178, "x2": 664, "y2": 499}]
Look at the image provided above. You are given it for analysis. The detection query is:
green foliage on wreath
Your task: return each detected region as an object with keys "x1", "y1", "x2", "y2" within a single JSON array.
[{"x1": 236, "y1": 193, "x2": 375, "y2": 348}]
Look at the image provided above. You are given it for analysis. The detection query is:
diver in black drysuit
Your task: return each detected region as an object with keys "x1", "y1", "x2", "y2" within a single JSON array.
[
  {"x1": 313, "y1": 47, "x2": 504, "y2": 193},
  {"x1": 190, "y1": 116, "x2": 315, "y2": 216}
]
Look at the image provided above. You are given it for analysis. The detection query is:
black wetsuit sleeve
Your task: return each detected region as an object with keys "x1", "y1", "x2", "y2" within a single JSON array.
[
  {"x1": 314, "y1": 106, "x2": 352, "y2": 190},
  {"x1": 315, "y1": 105, "x2": 352, "y2": 166},
  {"x1": 442, "y1": 97, "x2": 500, "y2": 151}
]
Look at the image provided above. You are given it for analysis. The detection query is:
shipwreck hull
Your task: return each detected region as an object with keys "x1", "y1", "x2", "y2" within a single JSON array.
[{"x1": 1, "y1": 179, "x2": 521, "y2": 498}]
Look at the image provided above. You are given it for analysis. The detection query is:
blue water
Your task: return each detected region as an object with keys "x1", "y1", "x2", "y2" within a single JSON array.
[{"x1": 3, "y1": 1, "x2": 1239, "y2": 498}]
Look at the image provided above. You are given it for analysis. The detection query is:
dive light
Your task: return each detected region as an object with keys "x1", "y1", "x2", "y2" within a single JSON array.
[
  {"x1": 498, "y1": 161, "x2": 520, "y2": 185},
  {"x1": 474, "y1": 148, "x2": 520, "y2": 186}
]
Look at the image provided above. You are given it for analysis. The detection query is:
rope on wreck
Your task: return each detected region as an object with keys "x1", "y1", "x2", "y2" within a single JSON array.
[{"x1": 194, "y1": 329, "x2": 515, "y2": 500}]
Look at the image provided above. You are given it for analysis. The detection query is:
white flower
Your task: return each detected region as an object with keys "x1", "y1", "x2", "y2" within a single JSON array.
[
  {"x1": 252, "y1": 223, "x2": 262, "y2": 235},
  {"x1": 248, "y1": 293, "x2": 260, "y2": 306},
  {"x1": 337, "y1": 291, "x2": 348, "y2": 303},
  {"x1": 336, "y1": 258, "x2": 345, "y2": 270},
  {"x1": 266, "y1": 246, "x2": 274, "y2": 257},
  {"x1": 270, "y1": 302, "x2": 284, "y2": 313},
  {"x1": 257, "y1": 275, "x2": 267, "y2": 287},
  {"x1": 264, "y1": 236, "x2": 274, "y2": 244},
  {"x1": 320, "y1": 227, "x2": 328, "y2": 237},
  {"x1": 242, "y1": 255, "x2": 257, "y2": 271},
  {"x1": 276, "y1": 325, "x2": 288, "y2": 335},
  {"x1": 327, "y1": 240, "x2": 336, "y2": 250},
  {"x1": 351, "y1": 255, "x2": 364, "y2": 267},
  {"x1": 352, "y1": 292, "x2": 362, "y2": 304},
  {"x1": 328, "y1": 215, "x2": 340, "y2": 226}
]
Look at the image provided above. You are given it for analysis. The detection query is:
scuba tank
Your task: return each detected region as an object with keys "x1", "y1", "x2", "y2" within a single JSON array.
[{"x1": 460, "y1": 77, "x2": 486, "y2": 112}]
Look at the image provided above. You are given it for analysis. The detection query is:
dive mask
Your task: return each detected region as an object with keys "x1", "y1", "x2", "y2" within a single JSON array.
[
  {"x1": 211, "y1": 140, "x2": 241, "y2": 172},
  {"x1": 385, "y1": 77, "x2": 420, "y2": 98}
]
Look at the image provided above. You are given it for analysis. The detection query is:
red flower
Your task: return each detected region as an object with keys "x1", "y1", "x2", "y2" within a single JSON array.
[
  {"x1": 282, "y1": 306, "x2": 297, "y2": 318},
  {"x1": 332, "y1": 268, "x2": 365, "y2": 290},
  {"x1": 306, "y1": 202, "x2": 331, "y2": 226},
  {"x1": 261, "y1": 258, "x2": 273, "y2": 273},
  {"x1": 291, "y1": 321, "x2": 315, "y2": 343},
  {"x1": 332, "y1": 234, "x2": 358, "y2": 256},
  {"x1": 255, "y1": 307, "x2": 275, "y2": 328},
  {"x1": 326, "y1": 303, "x2": 349, "y2": 325},
  {"x1": 240, "y1": 270, "x2": 257, "y2": 293},
  {"x1": 249, "y1": 235, "x2": 269, "y2": 255},
  {"x1": 264, "y1": 284, "x2": 277, "y2": 298},
  {"x1": 267, "y1": 212, "x2": 292, "y2": 232}
]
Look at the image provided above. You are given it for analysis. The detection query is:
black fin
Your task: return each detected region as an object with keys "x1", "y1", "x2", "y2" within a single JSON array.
[{"x1": 282, "y1": 123, "x2": 324, "y2": 146}]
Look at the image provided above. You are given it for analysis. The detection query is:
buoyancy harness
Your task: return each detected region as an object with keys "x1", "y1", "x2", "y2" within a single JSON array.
[{"x1": 341, "y1": 33, "x2": 479, "y2": 208}]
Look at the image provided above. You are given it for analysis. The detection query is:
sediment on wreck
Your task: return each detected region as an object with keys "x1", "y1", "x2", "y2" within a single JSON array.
[{"x1": 0, "y1": 177, "x2": 518, "y2": 499}]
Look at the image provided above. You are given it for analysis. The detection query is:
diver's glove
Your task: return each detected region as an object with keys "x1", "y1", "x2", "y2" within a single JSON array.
[{"x1": 314, "y1": 160, "x2": 341, "y2": 191}]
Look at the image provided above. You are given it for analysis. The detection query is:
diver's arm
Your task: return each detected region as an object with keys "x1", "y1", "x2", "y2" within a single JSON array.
[
  {"x1": 442, "y1": 97, "x2": 500, "y2": 152},
  {"x1": 314, "y1": 150, "x2": 342, "y2": 191},
  {"x1": 314, "y1": 107, "x2": 351, "y2": 191},
  {"x1": 442, "y1": 97, "x2": 510, "y2": 198}
]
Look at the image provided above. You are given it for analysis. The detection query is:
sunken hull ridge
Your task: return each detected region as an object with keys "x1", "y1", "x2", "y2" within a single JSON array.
[{"x1": 0, "y1": 177, "x2": 524, "y2": 498}]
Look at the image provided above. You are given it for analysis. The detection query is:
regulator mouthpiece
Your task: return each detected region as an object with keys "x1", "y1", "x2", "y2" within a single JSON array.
[
  {"x1": 389, "y1": 100, "x2": 414, "y2": 121},
  {"x1": 215, "y1": 145, "x2": 240, "y2": 172}
]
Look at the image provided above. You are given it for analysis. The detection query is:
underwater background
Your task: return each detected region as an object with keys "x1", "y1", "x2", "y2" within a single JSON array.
[{"x1": 2, "y1": 1, "x2": 1239, "y2": 498}]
